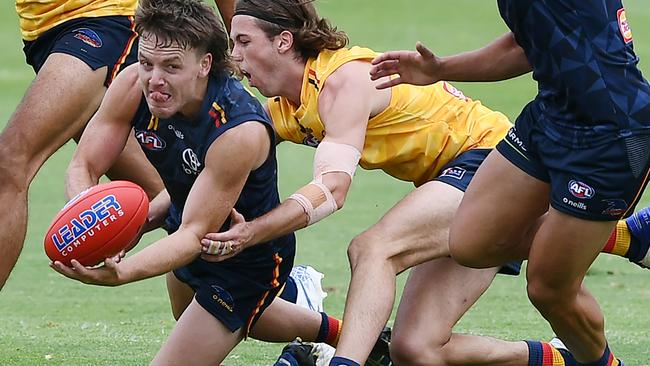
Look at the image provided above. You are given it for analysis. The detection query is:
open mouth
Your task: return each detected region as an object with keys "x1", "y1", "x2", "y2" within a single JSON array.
[
  {"x1": 240, "y1": 69, "x2": 251, "y2": 80},
  {"x1": 149, "y1": 91, "x2": 171, "y2": 103}
]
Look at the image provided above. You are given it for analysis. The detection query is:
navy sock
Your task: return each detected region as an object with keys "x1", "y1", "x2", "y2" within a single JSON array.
[{"x1": 279, "y1": 276, "x2": 298, "y2": 303}]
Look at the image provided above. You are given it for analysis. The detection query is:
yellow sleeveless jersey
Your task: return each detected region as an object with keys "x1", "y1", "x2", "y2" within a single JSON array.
[
  {"x1": 269, "y1": 46, "x2": 512, "y2": 187},
  {"x1": 16, "y1": 0, "x2": 137, "y2": 41}
]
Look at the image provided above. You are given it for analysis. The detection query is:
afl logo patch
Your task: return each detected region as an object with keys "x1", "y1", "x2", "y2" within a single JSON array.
[
  {"x1": 135, "y1": 130, "x2": 166, "y2": 150},
  {"x1": 72, "y1": 28, "x2": 103, "y2": 48},
  {"x1": 439, "y1": 166, "x2": 466, "y2": 180},
  {"x1": 617, "y1": 8, "x2": 633, "y2": 44},
  {"x1": 568, "y1": 180, "x2": 595, "y2": 199}
]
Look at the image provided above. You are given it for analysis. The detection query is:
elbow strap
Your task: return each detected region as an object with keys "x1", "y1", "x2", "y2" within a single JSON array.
[
  {"x1": 288, "y1": 181, "x2": 338, "y2": 225},
  {"x1": 313, "y1": 141, "x2": 361, "y2": 180}
]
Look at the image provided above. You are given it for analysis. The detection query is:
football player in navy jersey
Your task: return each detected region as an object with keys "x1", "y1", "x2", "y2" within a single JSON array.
[
  {"x1": 371, "y1": 1, "x2": 650, "y2": 365},
  {"x1": 49, "y1": 1, "x2": 341, "y2": 364},
  {"x1": 1, "y1": 0, "x2": 238, "y2": 292}
]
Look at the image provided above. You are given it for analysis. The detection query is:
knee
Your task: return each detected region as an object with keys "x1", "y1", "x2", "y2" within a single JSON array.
[
  {"x1": 0, "y1": 138, "x2": 33, "y2": 190},
  {"x1": 390, "y1": 335, "x2": 446, "y2": 366},
  {"x1": 526, "y1": 278, "x2": 568, "y2": 317},
  {"x1": 347, "y1": 230, "x2": 390, "y2": 269},
  {"x1": 448, "y1": 227, "x2": 513, "y2": 269},
  {"x1": 448, "y1": 231, "x2": 483, "y2": 268}
]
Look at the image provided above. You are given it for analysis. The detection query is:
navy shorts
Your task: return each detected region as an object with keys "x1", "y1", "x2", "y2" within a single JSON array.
[
  {"x1": 497, "y1": 103, "x2": 650, "y2": 221},
  {"x1": 23, "y1": 16, "x2": 138, "y2": 87},
  {"x1": 173, "y1": 239, "x2": 296, "y2": 334},
  {"x1": 434, "y1": 148, "x2": 522, "y2": 276}
]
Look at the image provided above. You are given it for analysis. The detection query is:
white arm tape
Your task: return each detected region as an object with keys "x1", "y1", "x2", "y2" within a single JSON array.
[
  {"x1": 288, "y1": 180, "x2": 338, "y2": 225},
  {"x1": 313, "y1": 141, "x2": 361, "y2": 180}
]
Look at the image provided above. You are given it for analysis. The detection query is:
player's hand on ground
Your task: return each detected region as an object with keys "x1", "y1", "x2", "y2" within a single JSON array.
[
  {"x1": 49, "y1": 258, "x2": 123, "y2": 286},
  {"x1": 200, "y1": 208, "x2": 250, "y2": 262},
  {"x1": 370, "y1": 41, "x2": 442, "y2": 89}
]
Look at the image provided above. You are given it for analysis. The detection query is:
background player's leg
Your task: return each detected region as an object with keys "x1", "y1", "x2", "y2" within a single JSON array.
[
  {"x1": 251, "y1": 297, "x2": 323, "y2": 342},
  {"x1": 449, "y1": 150, "x2": 550, "y2": 268},
  {"x1": 526, "y1": 209, "x2": 616, "y2": 363},
  {"x1": 390, "y1": 258, "x2": 529, "y2": 366},
  {"x1": 166, "y1": 272, "x2": 195, "y2": 320},
  {"x1": 150, "y1": 299, "x2": 244, "y2": 366},
  {"x1": 0, "y1": 54, "x2": 107, "y2": 289},
  {"x1": 335, "y1": 181, "x2": 464, "y2": 364}
]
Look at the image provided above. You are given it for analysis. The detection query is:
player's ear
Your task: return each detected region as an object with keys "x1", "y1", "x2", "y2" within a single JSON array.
[
  {"x1": 199, "y1": 53, "x2": 212, "y2": 77},
  {"x1": 277, "y1": 30, "x2": 294, "y2": 54}
]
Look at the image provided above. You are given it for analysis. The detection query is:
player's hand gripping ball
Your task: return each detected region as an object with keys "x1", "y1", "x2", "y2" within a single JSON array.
[{"x1": 44, "y1": 181, "x2": 149, "y2": 266}]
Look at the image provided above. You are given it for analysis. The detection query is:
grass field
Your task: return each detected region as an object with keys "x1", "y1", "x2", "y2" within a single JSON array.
[{"x1": 1, "y1": 1, "x2": 650, "y2": 365}]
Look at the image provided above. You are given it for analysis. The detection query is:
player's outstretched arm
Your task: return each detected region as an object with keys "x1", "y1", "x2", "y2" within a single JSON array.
[
  {"x1": 201, "y1": 62, "x2": 375, "y2": 259},
  {"x1": 369, "y1": 41, "x2": 443, "y2": 89},
  {"x1": 65, "y1": 65, "x2": 142, "y2": 199},
  {"x1": 370, "y1": 32, "x2": 531, "y2": 89},
  {"x1": 51, "y1": 121, "x2": 270, "y2": 286}
]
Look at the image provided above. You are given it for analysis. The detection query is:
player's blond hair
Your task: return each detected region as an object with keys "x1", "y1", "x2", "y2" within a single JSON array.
[
  {"x1": 135, "y1": 0, "x2": 232, "y2": 76},
  {"x1": 235, "y1": 0, "x2": 348, "y2": 60}
]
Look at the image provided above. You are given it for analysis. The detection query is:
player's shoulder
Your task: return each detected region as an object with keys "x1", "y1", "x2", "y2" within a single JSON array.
[
  {"x1": 324, "y1": 60, "x2": 374, "y2": 97},
  {"x1": 109, "y1": 64, "x2": 141, "y2": 96},
  {"x1": 211, "y1": 73, "x2": 267, "y2": 119}
]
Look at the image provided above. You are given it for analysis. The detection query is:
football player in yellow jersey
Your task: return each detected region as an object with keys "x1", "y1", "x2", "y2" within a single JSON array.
[
  {"x1": 0, "y1": 0, "x2": 238, "y2": 291},
  {"x1": 199, "y1": 0, "x2": 529, "y2": 365},
  {"x1": 201, "y1": 1, "x2": 650, "y2": 366}
]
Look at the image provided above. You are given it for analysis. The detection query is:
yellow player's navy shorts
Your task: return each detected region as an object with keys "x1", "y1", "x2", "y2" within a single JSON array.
[
  {"x1": 23, "y1": 16, "x2": 138, "y2": 87},
  {"x1": 434, "y1": 148, "x2": 522, "y2": 276}
]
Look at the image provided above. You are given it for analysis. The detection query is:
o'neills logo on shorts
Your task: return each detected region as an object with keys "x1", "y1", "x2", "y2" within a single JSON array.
[
  {"x1": 211, "y1": 285, "x2": 234, "y2": 312},
  {"x1": 617, "y1": 8, "x2": 633, "y2": 44}
]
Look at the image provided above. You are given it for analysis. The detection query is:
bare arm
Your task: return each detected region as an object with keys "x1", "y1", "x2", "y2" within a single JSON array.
[
  {"x1": 205, "y1": 62, "x2": 378, "y2": 250},
  {"x1": 52, "y1": 122, "x2": 271, "y2": 285},
  {"x1": 142, "y1": 189, "x2": 171, "y2": 233},
  {"x1": 65, "y1": 65, "x2": 142, "y2": 198},
  {"x1": 370, "y1": 32, "x2": 531, "y2": 89}
]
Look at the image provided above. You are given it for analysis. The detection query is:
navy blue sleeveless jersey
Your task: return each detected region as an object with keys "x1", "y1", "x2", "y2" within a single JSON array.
[
  {"x1": 131, "y1": 72, "x2": 294, "y2": 256},
  {"x1": 497, "y1": 0, "x2": 650, "y2": 146}
]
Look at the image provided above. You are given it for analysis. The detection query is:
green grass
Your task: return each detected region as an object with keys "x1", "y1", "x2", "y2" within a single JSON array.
[{"x1": 1, "y1": 1, "x2": 650, "y2": 365}]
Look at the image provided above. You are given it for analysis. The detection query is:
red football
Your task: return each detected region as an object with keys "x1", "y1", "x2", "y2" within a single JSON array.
[{"x1": 44, "y1": 181, "x2": 149, "y2": 266}]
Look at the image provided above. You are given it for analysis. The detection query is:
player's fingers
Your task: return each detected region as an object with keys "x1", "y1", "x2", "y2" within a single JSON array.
[
  {"x1": 230, "y1": 208, "x2": 245, "y2": 224},
  {"x1": 376, "y1": 76, "x2": 403, "y2": 90},
  {"x1": 369, "y1": 59, "x2": 399, "y2": 77},
  {"x1": 202, "y1": 239, "x2": 220, "y2": 255},
  {"x1": 70, "y1": 259, "x2": 88, "y2": 272},
  {"x1": 415, "y1": 41, "x2": 435, "y2": 60},
  {"x1": 104, "y1": 257, "x2": 118, "y2": 271},
  {"x1": 111, "y1": 250, "x2": 126, "y2": 263},
  {"x1": 51, "y1": 261, "x2": 79, "y2": 279},
  {"x1": 371, "y1": 50, "x2": 404, "y2": 65}
]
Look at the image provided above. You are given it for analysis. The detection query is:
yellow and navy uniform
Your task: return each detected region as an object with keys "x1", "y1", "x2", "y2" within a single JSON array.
[
  {"x1": 269, "y1": 46, "x2": 511, "y2": 187},
  {"x1": 16, "y1": 0, "x2": 136, "y2": 41}
]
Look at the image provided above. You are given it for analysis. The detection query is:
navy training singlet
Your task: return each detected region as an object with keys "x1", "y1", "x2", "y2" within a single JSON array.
[
  {"x1": 131, "y1": 72, "x2": 294, "y2": 256},
  {"x1": 497, "y1": 0, "x2": 650, "y2": 145}
]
